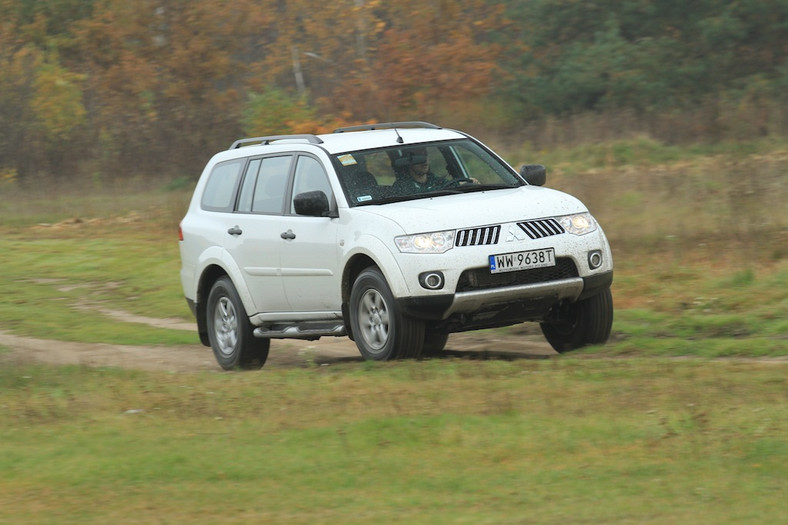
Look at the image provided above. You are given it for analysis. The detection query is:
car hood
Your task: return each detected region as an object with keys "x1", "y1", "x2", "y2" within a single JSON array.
[{"x1": 351, "y1": 186, "x2": 588, "y2": 234}]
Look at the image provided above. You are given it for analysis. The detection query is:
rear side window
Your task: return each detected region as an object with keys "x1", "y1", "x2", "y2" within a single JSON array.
[
  {"x1": 252, "y1": 156, "x2": 292, "y2": 214},
  {"x1": 234, "y1": 155, "x2": 294, "y2": 215},
  {"x1": 237, "y1": 158, "x2": 262, "y2": 213},
  {"x1": 201, "y1": 159, "x2": 244, "y2": 211}
]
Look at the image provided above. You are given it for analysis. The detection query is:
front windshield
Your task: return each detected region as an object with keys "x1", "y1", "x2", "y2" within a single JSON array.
[{"x1": 331, "y1": 139, "x2": 523, "y2": 206}]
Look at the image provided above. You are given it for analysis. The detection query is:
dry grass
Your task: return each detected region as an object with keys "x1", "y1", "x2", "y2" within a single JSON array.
[{"x1": 544, "y1": 146, "x2": 787, "y2": 261}]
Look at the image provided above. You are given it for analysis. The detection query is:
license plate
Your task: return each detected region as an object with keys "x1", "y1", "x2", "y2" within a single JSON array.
[{"x1": 489, "y1": 248, "x2": 556, "y2": 274}]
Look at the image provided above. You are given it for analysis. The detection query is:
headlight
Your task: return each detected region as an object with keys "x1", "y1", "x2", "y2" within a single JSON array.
[
  {"x1": 558, "y1": 213, "x2": 598, "y2": 236},
  {"x1": 395, "y1": 230, "x2": 455, "y2": 253}
]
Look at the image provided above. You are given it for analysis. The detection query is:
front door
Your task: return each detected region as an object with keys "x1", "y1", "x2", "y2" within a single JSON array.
[{"x1": 279, "y1": 155, "x2": 342, "y2": 313}]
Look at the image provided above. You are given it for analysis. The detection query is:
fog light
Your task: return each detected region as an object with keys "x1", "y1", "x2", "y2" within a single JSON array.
[
  {"x1": 588, "y1": 250, "x2": 603, "y2": 269},
  {"x1": 419, "y1": 271, "x2": 445, "y2": 290}
]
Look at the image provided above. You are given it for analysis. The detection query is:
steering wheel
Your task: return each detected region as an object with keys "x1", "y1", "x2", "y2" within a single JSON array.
[{"x1": 438, "y1": 177, "x2": 475, "y2": 189}]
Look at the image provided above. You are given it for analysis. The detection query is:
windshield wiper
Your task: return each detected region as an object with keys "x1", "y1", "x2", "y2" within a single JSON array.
[
  {"x1": 426, "y1": 183, "x2": 513, "y2": 195},
  {"x1": 456, "y1": 183, "x2": 513, "y2": 192}
]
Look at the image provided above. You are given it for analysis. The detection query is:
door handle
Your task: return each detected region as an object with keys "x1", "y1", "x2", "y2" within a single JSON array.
[
  {"x1": 227, "y1": 226, "x2": 242, "y2": 236},
  {"x1": 280, "y1": 229, "x2": 296, "y2": 240}
]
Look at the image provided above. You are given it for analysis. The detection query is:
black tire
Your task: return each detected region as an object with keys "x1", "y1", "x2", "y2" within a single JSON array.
[
  {"x1": 206, "y1": 276, "x2": 270, "y2": 370},
  {"x1": 349, "y1": 267, "x2": 424, "y2": 360},
  {"x1": 540, "y1": 287, "x2": 613, "y2": 353},
  {"x1": 422, "y1": 332, "x2": 449, "y2": 356}
]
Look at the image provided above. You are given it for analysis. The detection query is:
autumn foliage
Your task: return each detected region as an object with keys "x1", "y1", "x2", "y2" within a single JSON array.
[{"x1": 0, "y1": 0, "x2": 785, "y2": 182}]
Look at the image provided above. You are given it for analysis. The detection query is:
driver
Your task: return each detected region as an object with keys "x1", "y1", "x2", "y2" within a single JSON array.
[{"x1": 391, "y1": 148, "x2": 445, "y2": 194}]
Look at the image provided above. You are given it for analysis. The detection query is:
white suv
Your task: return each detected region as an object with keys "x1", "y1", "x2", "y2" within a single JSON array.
[{"x1": 179, "y1": 122, "x2": 613, "y2": 369}]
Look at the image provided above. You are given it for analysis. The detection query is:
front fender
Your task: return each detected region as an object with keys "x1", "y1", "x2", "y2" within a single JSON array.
[{"x1": 343, "y1": 234, "x2": 410, "y2": 297}]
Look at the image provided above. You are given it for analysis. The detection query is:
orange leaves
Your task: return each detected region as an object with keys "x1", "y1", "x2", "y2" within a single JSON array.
[
  {"x1": 1, "y1": 0, "x2": 509, "y2": 178},
  {"x1": 326, "y1": 1, "x2": 505, "y2": 121},
  {"x1": 246, "y1": 0, "x2": 506, "y2": 123}
]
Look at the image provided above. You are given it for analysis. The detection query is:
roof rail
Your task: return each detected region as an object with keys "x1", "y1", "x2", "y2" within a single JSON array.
[
  {"x1": 333, "y1": 121, "x2": 442, "y2": 133},
  {"x1": 229, "y1": 134, "x2": 323, "y2": 149}
]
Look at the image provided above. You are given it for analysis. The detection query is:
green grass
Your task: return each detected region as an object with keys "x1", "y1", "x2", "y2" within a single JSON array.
[
  {"x1": 604, "y1": 257, "x2": 788, "y2": 357},
  {"x1": 1, "y1": 359, "x2": 785, "y2": 523},
  {"x1": 0, "y1": 140, "x2": 786, "y2": 523},
  {"x1": 0, "y1": 221, "x2": 197, "y2": 345}
]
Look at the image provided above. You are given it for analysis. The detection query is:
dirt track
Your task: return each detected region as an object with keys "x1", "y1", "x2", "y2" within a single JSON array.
[{"x1": 0, "y1": 320, "x2": 557, "y2": 372}]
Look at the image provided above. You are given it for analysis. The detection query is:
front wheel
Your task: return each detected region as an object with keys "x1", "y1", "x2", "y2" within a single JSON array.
[
  {"x1": 206, "y1": 277, "x2": 270, "y2": 370},
  {"x1": 349, "y1": 267, "x2": 424, "y2": 360},
  {"x1": 422, "y1": 332, "x2": 449, "y2": 356},
  {"x1": 540, "y1": 287, "x2": 613, "y2": 353}
]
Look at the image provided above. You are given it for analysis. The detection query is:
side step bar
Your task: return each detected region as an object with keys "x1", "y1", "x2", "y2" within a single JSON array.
[{"x1": 253, "y1": 323, "x2": 346, "y2": 340}]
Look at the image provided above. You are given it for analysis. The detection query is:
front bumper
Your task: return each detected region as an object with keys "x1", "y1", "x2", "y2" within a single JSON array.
[{"x1": 398, "y1": 270, "x2": 613, "y2": 326}]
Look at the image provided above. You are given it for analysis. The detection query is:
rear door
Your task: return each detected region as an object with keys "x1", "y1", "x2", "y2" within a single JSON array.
[{"x1": 224, "y1": 155, "x2": 293, "y2": 314}]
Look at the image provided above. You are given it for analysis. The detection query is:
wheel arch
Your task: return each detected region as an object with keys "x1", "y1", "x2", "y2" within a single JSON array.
[
  {"x1": 339, "y1": 239, "x2": 410, "y2": 340},
  {"x1": 195, "y1": 256, "x2": 257, "y2": 347},
  {"x1": 341, "y1": 254, "x2": 378, "y2": 304},
  {"x1": 340, "y1": 236, "x2": 409, "y2": 298},
  {"x1": 340, "y1": 254, "x2": 378, "y2": 340},
  {"x1": 195, "y1": 264, "x2": 228, "y2": 346}
]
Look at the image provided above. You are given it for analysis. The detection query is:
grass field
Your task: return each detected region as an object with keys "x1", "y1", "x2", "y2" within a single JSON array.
[
  {"x1": 1, "y1": 359, "x2": 785, "y2": 524},
  {"x1": 0, "y1": 137, "x2": 785, "y2": 522}
]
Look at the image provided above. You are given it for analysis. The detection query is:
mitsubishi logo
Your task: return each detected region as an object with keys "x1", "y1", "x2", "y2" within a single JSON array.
[{"x1": 505, "y1": 225, "x2": 527, "y2": 242}]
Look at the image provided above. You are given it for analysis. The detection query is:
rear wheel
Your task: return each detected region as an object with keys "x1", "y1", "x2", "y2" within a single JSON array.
[
  {"x1": 207, "y1": 277, "x2": 270, "y2": 370},
  {"x1": 540, "y1": 287, "x2": 613, "y2": 353},
  {"x1": 349, "y1": 267, "x2": 424, "y2": 360}
]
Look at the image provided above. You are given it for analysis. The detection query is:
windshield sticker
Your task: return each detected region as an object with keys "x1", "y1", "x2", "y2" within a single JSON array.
[
  {"x1": 337, "y1": 154, "x2": 358, "y2": 166},
  {"x1": 356, "y1": 195, "x2": 373, "y2": 202}
]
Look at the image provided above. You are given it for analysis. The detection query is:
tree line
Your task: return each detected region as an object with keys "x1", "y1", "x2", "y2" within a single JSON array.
[{"x1": 1, "y1": 0, "x2": 785, "y2": 182}]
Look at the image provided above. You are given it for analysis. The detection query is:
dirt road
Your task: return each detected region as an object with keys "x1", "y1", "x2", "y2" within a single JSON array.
[{"x1": 0, "y1": 322, "x2": 557, "y2": 372}]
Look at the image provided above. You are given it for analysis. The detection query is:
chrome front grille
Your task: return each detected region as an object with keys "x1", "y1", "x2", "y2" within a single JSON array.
[
  {"x1": 455, "y1": 225, "x2": 500, "y2": 247},
  {"x1": 517, "y1": 218, "x2": 565, "y2": 239},
  {"x1": 455, "y1": 219, "x2": 563, "y2": 247}
]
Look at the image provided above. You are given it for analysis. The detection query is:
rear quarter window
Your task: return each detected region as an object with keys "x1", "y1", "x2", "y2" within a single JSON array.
[{"x1": 201, "y1": 159, "x2": 245, "y2": 211}]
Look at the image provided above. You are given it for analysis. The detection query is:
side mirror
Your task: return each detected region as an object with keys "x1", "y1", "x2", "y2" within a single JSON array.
[
  {"x1": 519, "y1": 164, "x2": 546, "y2": 186},
  {"x1": 293, "y1": 190, "x2": 335, "y2": 217}
]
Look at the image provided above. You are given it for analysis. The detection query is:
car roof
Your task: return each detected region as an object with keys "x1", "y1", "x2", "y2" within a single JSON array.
[
  {"x1": 226, "y1": 122, "x2": 468, "y2": 157},
  {"x1": 316, "y1": 127, "x2": 467, "y2": 154}
]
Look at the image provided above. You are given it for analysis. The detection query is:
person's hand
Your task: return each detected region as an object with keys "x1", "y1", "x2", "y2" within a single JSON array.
[{"x1": 439, "y1": 177, "x2": 479, "y2": 188}]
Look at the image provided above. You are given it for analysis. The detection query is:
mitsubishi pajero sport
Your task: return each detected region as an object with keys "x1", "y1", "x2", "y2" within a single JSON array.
[{"x1": 179, "y1": 122, "x2": 613, "y2": 369}]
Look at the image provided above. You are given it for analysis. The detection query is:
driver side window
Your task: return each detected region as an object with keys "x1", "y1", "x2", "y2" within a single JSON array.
[{"x1": 290, "y1": 156, "x2": 333, "y2": 214}]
